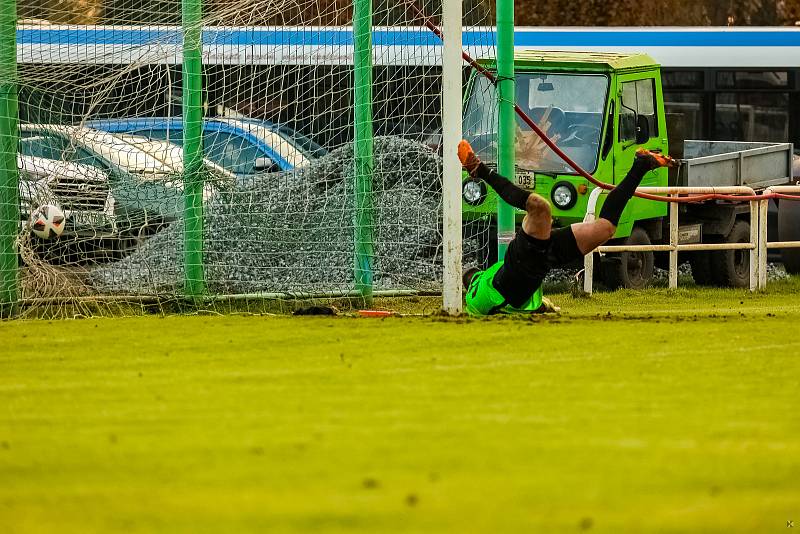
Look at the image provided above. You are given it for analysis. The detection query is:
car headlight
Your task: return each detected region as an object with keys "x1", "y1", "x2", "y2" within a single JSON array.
[
  {"x1": 463, "y1": 179, "x2": 486, "y2": 206},
  {"x1": 551, "y1": 181, "x2": 577, "y2": 210}
]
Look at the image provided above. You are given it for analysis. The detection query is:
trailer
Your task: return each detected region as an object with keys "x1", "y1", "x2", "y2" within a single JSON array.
[
  {"x1": 674, "y1": 141, "x2": 794, "y2": 189},
  {"x1": 662, "y1": 141, "x2": 794, "y2": 287}
]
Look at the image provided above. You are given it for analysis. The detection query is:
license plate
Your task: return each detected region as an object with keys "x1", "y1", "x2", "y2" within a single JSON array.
[
  {"x1": 678, "y1": 224, "x2": 702, "y2": 244},
  {"x1": 515, "y1": 171, "x2": 535, "y2": 190},
  {"x1": 69, "y1": 211, "x2": 113, "y2": 228}
]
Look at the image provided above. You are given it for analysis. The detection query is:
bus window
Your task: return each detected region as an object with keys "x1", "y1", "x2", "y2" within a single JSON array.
[
  {"x1": 664, "y1": 93, "x2": 704, "y2": 139},
  {"x1": 715, "y1": 93, "x2": 790, "y2": 142},
  {"x1": 662, "y1": 71, "x2": 703, "y2": 90},
  {"x1": 716, "y1": 71, "x2": 788, "y2": 89}
]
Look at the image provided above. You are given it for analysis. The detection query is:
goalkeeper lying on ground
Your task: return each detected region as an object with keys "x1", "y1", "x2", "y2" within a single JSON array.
[{"x1": 459, "y1": 139, "x2": 675, "y2": 316}]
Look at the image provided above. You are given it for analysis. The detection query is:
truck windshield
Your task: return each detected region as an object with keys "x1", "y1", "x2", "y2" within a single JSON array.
[{"x1": 464, "y1": 73, "x2": 609, "y2": 174}]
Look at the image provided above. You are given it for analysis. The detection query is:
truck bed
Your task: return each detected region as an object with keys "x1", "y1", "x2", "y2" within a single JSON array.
[{"x1": 672, "y1": 140, "x2": 795, "y2": 191}]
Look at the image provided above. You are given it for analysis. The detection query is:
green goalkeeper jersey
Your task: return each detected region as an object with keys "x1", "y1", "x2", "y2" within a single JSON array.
[{"x1": 465, "y1": 261, "x2": 543, "y2": 316}]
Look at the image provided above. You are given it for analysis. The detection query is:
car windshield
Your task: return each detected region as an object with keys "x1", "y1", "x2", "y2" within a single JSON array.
[
  {"x1": 117, "y1": 134, "x2": 236, "y2": 182},
  {"x1": 19, "y1": 129, "x2": 172, "y2": 176},
  {"x1": 117, "y1": 135, "x2": 183, "y2": 171},
  {"x1": 220, "y1": 120, "x2": 309, "y2": 168},
  {"x1": 463, "y1": 72, "x2": 609, "y2": 174},
  {"x1": 274, "y1": 125, "x2": 328, "y2": 158}
]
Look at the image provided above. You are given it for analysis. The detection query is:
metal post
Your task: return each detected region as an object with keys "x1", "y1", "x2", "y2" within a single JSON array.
[
  {"x1": 495, "y1": 0, "x2": 515, "y2": 259},
  {"x1": 441, "y1": 0, "x2": 463, "y2": 314},
  {"x1": 668, "y1": 197, "x2": 678, "y2": 289},
  {"x1": 749, "y1": 199, "x2": 758, "y2": 292},
  {"x1": 582, "y1": 187, "x2": 604, "y2": 295},
  {"x1": 0, "y1": 0, "x2": 19, "y2": 317},
  {"x1": 182, "y1": 0, "x2": 205, "y2": 298},
  {"x1": 758, "y1": 194, "x2": 769, "y2": 290},
  {"x1": 352, "y1": 0, "x2": 374, "y2": 306},
  {"x1": 582, "y1": 213, "x2": 595, "y2": 295}
]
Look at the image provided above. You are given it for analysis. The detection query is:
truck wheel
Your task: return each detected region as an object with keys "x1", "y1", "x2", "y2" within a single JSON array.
[
  {"x1": 778, "y1": 200, "x2": 800, "y2": 274},
  {"x1": 601, "y1": 227, "x2": 654, "y2": 290},
  {"x1": 710, "y1": 219, "x2": 750, "y2": 288},
  {"x1": 688, "y1": 252, "x2": 715, "y2": 285}
]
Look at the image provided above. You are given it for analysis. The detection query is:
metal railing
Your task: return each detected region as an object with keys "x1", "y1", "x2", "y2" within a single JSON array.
[
  {"x1": 582, "y1": 186, "x2": 760, "y2": 295},
  {"x1": 757, "y1": 185, "x2": 800, "y2": 290}
]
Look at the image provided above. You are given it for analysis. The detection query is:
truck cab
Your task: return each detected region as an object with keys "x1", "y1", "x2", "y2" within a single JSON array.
[
  {"x1": 463, "y1": 51, "x2": 668, "y2": 235},
  {"x1": 461, "y1": 51, "x2": 773, "y2": 289}
]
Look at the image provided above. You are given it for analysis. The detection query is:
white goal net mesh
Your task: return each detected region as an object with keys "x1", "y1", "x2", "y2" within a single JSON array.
[{"x1": 3, "y1": 0, "x2": 500, "y2": 316}]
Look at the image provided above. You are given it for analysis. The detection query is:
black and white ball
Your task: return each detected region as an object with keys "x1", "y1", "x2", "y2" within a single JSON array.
[{"x1": 29, "y1": 204, "x2": 66, "y2": 240}]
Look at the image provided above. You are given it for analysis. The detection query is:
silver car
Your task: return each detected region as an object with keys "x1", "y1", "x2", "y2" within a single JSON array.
[{"x1": 17, "y1": 154, "x2": 116, "y2": 237}]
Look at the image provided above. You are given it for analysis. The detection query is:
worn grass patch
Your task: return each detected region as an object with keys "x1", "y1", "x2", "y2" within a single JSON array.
[{"x1": 2, "y1": 281, "x2": 800, "y2": 532}]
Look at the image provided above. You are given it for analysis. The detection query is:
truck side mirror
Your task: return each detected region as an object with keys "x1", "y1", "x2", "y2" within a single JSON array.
[{"x1": 635, "y1": 115, "x2": 650, "y2": 145}]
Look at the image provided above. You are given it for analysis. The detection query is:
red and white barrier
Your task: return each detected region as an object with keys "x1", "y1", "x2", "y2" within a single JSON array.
[
  {"x1": 758, "y1": 186, "x2": 800, "y2": 290},
  {"x1": 582, "y1": 186, "x2": 761, "y2": 295}
]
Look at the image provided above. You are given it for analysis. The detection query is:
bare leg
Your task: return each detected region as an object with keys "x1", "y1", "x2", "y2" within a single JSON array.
[
  {"x1": 520, "y1": 193, "x2": 552, "y2": 240},
  {"x1": 570, "y1": 219, "x2": 616, "y2": 255},
  {"x1": 518, "y1": 192, "x2": 615, "y2": 255}
]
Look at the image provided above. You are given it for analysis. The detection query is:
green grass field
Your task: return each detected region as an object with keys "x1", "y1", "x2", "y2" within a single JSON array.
[{"x1": 2, "y1": 281, "x2": 800, "y2": 533}]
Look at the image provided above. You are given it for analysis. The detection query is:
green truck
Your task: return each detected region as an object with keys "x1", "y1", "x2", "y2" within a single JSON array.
[{"x1": 461, "y1": 50, "x2": 796, "y2": 289}]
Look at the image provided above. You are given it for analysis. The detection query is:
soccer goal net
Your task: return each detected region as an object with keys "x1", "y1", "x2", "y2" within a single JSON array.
[{"x1": 0, "y1": 0, "x2": 501, "y2": 317}]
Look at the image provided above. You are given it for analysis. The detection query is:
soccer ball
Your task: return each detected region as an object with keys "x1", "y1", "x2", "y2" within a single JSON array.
[{"x1": 29, "y1": 204, "x2": 66, "y2": 240}]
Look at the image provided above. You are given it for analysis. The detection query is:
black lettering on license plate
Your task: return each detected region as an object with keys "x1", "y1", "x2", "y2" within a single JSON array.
[{"x1": 516, "y1": 172, "x2": 535, "y2": 190}]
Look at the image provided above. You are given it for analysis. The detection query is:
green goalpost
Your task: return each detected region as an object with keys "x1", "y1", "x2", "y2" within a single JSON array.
[
  {"x1": 182, "y1": 0, "x2": 206, "y2": 299},
  {"x1": 352, "y1": 0, "x2": 376, "y2": 306},
  {"x1": 0, "y1": 0, "x2": 19, "y2": 317}
]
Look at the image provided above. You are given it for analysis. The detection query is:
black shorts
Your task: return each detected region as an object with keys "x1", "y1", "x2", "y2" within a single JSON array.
[{"x1": 492, "y1": 226, "x2": 582, "y2": 308}]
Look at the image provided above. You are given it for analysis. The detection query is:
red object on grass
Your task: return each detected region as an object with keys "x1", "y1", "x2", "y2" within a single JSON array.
[{"x1": 358, "y1": 310, "x2": 395, "y2": 317}]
